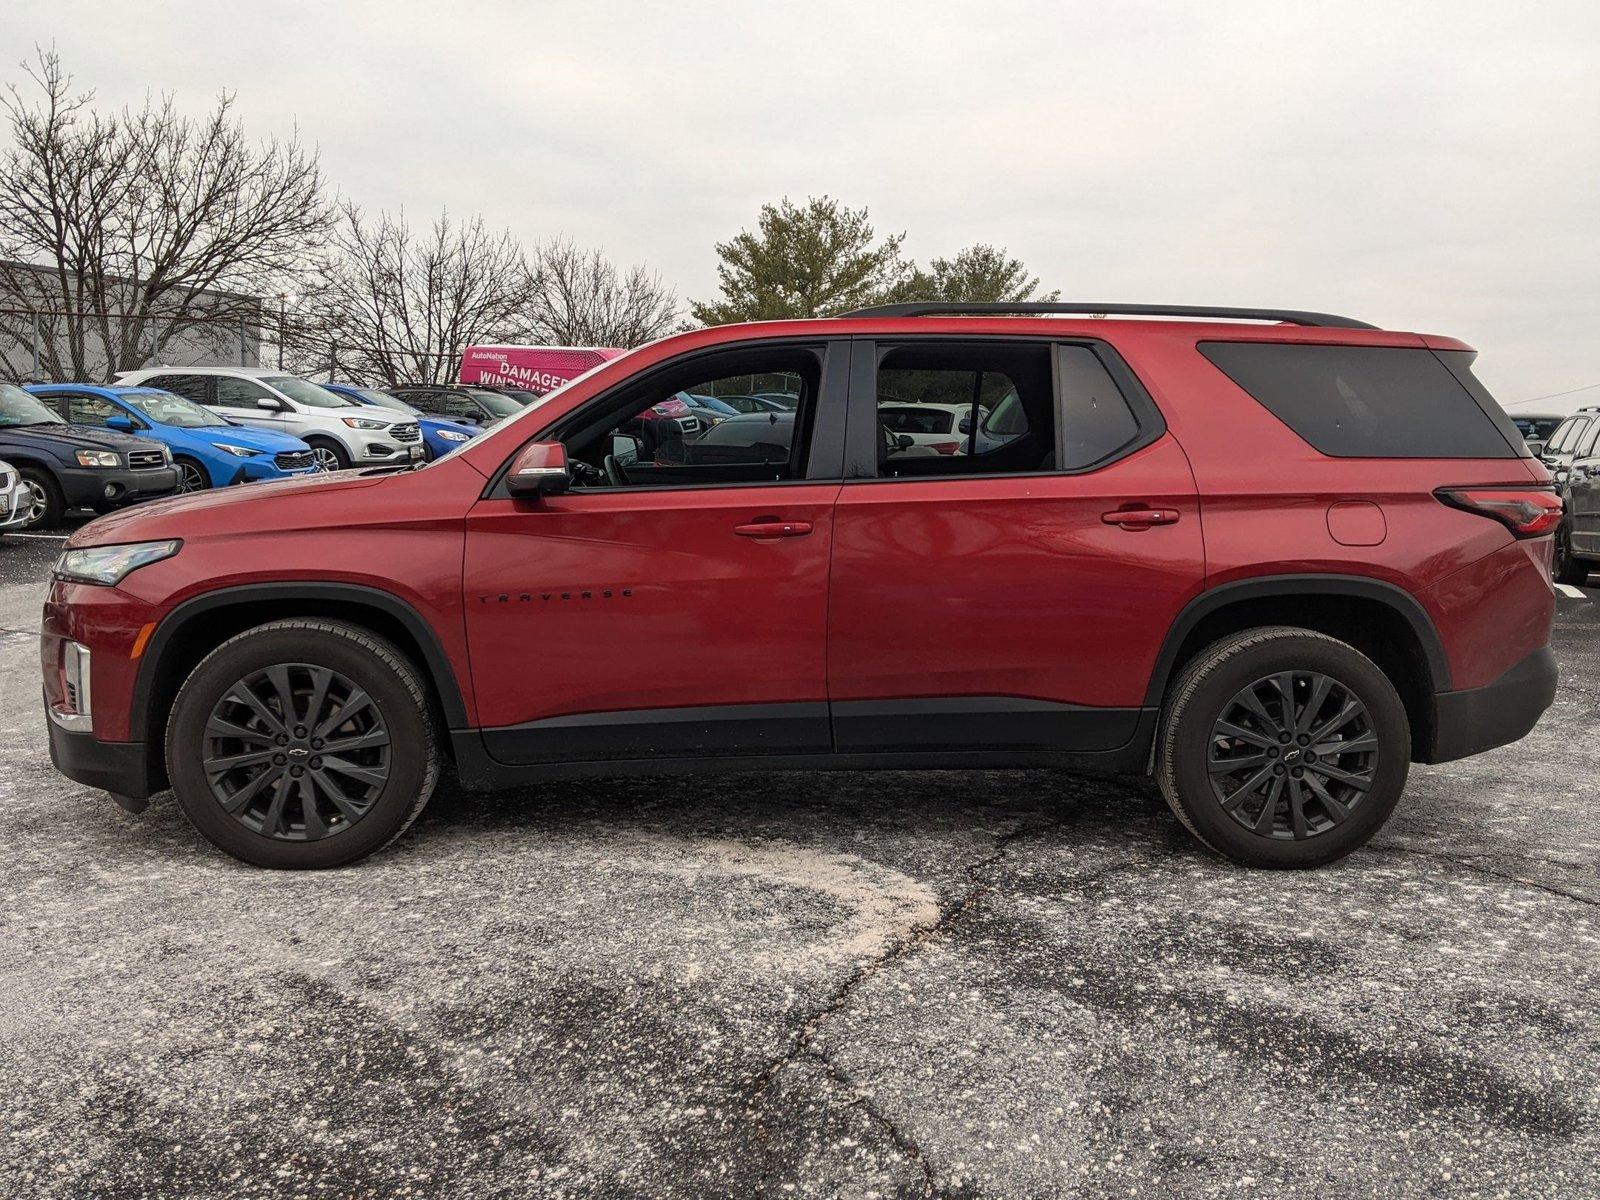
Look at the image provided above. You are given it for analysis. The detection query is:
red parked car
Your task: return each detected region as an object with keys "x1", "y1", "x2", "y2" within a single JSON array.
[{"x1": 43, "y1": 303, "x2": 1559, "y2": 870}]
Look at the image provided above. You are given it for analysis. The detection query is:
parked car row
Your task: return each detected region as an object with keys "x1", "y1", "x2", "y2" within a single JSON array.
[{"x1": 0, "y1": 366, "x2": 530, "y2": 532}]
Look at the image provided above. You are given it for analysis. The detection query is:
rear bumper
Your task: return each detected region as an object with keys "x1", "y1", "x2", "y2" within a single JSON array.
[
  {"x1": 47, "y1": 711, "x2": 157, "y2": 799},
  {"x1": 1423, "y1": 645, "x2": 1557, "y2": 763}
]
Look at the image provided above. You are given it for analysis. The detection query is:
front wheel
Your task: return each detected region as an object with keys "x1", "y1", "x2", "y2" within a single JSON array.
[
  {"x1": 166, "y1": 619, "x2": 439, "y2": 868},
  {"x1": 174, "y1": 456, "x2": 210, "y2": 494},
  {"x1": 1553, "y1": 521, "x2": 1590, "y2": 586},
  {"x1": 17, "y1": 467, "x2": 63, "y2": 530},
  {"x1": 1156, "y1": 627, "x2": 1410, "y2": 868},
  {"x1": 306, "y1": 438, "x2": 350, "y2": 472}
]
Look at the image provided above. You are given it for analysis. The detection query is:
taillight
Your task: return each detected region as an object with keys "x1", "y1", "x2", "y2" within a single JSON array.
[
  {"x1": 930, "y1": 441, "x2": 962, "y2": 455},
  {"x1": 1435, "y1": 486, "x2": 1562, "y2": 538}
]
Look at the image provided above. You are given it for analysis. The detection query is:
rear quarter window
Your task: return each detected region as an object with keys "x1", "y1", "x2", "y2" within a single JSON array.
[{"x1": 1198, "y1": 342, "x2": 1522, "y2": 459}]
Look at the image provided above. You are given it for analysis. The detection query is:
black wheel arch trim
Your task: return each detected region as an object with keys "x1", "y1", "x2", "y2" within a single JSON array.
[
  {"x1": 1144, "y1": 574, "x2": 1451, "y2": 707},
  {"x1": 130, "y1": 582, "x2": 470, "y2": 736}
]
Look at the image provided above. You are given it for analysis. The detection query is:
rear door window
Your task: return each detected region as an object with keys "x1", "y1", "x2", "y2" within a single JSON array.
[
  {"x1": 1550, "y1": 417, "x2": 1590, "y2": 454},
  {"x1": 1199, "y1": 343, "x2": 1521, "y2": 459},
  {"x1": 143, "y1": 374, "x2": 213, "y2": 405}
]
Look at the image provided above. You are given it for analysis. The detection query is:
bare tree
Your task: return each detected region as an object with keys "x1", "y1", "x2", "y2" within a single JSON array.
[
  {"x1": 304, "y1": 201, "x2": 533, "y2": 386},
  {"x1": 0, "y1": 48, "x2": 331, "y2": 381},
  {"x1": 526, "y1": 239, "x2": 678, "y2": 348}
]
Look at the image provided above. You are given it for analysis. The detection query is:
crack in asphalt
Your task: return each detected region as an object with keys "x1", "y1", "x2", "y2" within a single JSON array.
[
  {"x1": 744, "y1": 812, "x2": 1154, "y2": 1194},
  {"x1": 1371, "y1": 843, "x2": 1598, "y2": 908}
]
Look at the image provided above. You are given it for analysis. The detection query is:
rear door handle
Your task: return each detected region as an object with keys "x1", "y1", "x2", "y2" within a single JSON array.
[
  {"x1": 734, "y1": 519, "x2": 814, "y2": 539},
  {"x1": 1102, "y1": 507, "x2": 1180, "y2": 530}
]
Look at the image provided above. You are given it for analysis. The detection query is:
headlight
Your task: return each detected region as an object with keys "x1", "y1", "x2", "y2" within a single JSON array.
[
  {"x1": 75, "y1": 449, "x2": 120, "y2": 468},
  {"x1": 213, "y1": 442, "x2": 261, "y2": 458},
  {"x1": 341, "y1": 417, "x2": 388, "y2": 430},
  {"x1": 436, "y1": 430, "x2": 470, "y2": 442},
  {"x1": 54, "y1": 540, "x2": 181, "y2": 586}
]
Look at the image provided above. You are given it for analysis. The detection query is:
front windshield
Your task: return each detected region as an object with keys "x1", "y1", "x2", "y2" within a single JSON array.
[
  {"x1": 357, "y1": 389, "x2": 422, "y2": 416},
  {"x1": 123, "y1": 389, "x2": 222, "y2": 428},
  {"x1": 0, "y1": 383, "x2": 65, "y2": 426},
  {"x1": 263, "y1": 376, "x2": 357, "y2": 408},
  {"x1": 467, "y1": 388, "x2": 522, "y2": 418}
]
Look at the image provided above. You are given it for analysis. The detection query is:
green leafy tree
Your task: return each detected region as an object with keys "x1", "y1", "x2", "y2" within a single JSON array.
[
  {"x1": 896, "y1": 243, "x2": 1059, "y2": 305},
  {"x1": 690, "y1": 196, "x2": 910, "y2": 324}
]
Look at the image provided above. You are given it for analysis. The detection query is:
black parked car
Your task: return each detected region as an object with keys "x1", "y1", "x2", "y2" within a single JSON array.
[
  {"x1": 389, "y1": 384, "x2": 524, "y2": 427},
  {"x1": 0, "y1": 382, "x2": 180, "y2": 528}
]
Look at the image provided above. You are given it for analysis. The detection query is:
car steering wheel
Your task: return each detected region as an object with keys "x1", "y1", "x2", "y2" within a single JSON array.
[{"x1": 603, "y1": 454, "x2": 629, "y2": 487}]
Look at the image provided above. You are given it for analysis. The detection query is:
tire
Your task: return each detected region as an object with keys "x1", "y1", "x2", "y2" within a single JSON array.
[
  {"x1": 306, "y1": 438, "x2": 350, "y2": 472},
  {"x1": 17, "y1": 467, "x2": 63, "y2": 530},
  {"x1": 174, "y1": 456, "x2": 210, "y2": 493},
  {"x1": 1553, "y1": 520, "x2": 1589, "y2": 586},
  {"x1": 1156, "y1": 626, "x2": 1410, "y2": 869},
  {"x1": 166, "y1": 619, "x2": 439, "y2": 868}
]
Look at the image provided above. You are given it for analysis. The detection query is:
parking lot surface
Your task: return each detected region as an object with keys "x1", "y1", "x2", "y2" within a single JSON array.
[{"x1": 1, "y1": 528, "x2": 1596, "y2": 1198}]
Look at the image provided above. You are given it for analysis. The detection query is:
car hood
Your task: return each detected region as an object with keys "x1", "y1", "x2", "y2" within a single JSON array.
[
  {"x1": 1, "y1": 423, "x2": 162, "y2": 452},
  {"x1": 67, "y1": 468, "x2": 390, "y2": 547},
  {"x1": 191, "y1": 424, "x2": 309, "y2": 452}
]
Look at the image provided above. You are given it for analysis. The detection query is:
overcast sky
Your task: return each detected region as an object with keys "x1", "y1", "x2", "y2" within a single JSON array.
[{"x1": 5, "y1": 1, "x2": 1597, "y2": 408}]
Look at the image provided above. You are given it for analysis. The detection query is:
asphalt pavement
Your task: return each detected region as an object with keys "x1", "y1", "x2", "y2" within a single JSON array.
[{"x1": 1, "y1": 527, "x2": 1595, "y2": 1198}]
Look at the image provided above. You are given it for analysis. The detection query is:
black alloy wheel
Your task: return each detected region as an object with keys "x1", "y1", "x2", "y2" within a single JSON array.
[
  {"x1": 174, "y1": 459, "x2": 209, "y2": 493},
  {"x1": 1207, "y1": 671, "x2": 1377, "y2": 840},
  {"x1": 202, "y1": 662, "x2": 391, "y2": 841}
]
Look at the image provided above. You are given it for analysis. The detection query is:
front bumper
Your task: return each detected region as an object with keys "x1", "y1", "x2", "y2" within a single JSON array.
[
  {"x1": 47, "y1": 710, "x2": 157, "y2": 799},
  {"x1": 0, "y1": 484, "x2": 27, "y2": 529},
  {"x1": 1423, "y1": 645, "x2": 1558, "y2": 763},
  {"x1": 348, "y1": 428, "x2": 425, "y2": 465},
  {"x1": 58, "y1": 465, "x2": 181, "y2": 507},
  {"x1": 221, "y1": 459, "x2": 320, "y2": 486}
]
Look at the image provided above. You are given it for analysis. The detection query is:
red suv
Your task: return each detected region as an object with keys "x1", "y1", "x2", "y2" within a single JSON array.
[{"x1": 43, "y1": 303, "x2": 1559, "y2": 870}]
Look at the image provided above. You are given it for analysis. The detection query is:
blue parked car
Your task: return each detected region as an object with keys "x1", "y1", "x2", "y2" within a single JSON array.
[
  {"x1": 321, "y1": 383, "x2": 481, "y2": 459},
  {"x1": 26, "y1": 384, "x2": 319, "y2": 493}
]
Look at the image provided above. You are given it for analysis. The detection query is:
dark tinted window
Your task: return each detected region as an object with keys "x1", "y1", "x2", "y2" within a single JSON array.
[
  {"x1": 1199, "y1": 343, "x2": 1519, "y2": 459},
  {"x1": 144, "y1": 374, "x2": 212, "y2": 405},
  {"x1": 879, "y1": 406, "x2": 957, "y2": 435},
  {"x1": 1056, "y1": 346, "x2": 1142, "y2": 470},
  {"x1": 215, "y1": 377, "x2": 276, "y2": 406}
]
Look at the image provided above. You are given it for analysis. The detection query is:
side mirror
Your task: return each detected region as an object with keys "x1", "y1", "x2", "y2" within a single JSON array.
[
  {"x1": 506, "y1": 441, "x2": 571, "y2": 498},
  {"x1": 1526, "y1": 439, "x2": 1547, "y2": 456},
  {"x1": 105, "y1": 414, "x2": 135, "y2": 432},
  {"x1": 610, "y1": 434, "x2": 641, "y2": 466},
  {"x1": 256, "y1": 396, "x2": 286, "y2": 411},
  {"x1": 896, "y1": 433, "x2": 914, "y2": 450}
]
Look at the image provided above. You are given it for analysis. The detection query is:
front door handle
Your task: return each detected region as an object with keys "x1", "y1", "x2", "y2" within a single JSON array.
[
  {"x1": 1102, "y1": 507, "x2": 1180, "y2": 530},
  {"x1": 734, "y1": 519, "x2": 814, "y2": 539}
]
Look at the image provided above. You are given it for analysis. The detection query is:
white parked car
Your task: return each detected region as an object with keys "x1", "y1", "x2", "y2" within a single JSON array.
[
  {"x1": 115, "y1": 367, "x2": 423, "y2": 472},
  {"x1": 0, "y1": 458, "x2": 28, "y2": 532},
  {"x1": 877, "y1": 402, "x2": 988, "y2": 454}
]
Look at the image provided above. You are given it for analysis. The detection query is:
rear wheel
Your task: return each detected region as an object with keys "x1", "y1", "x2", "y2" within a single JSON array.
[
  {"x1": 1553, "y1": 520, "x2": 1590, "y2": 585},
  {"x1": 17, "y1": 467, "x2": 63, "y2": 530},
  {"x1": 306, "y1": 438, "x2": 349, "y2": 472},
  {"x1": 166, "y1": 619, "x2": 439, "y2": 868},
  {"x1": 1156, "y1": 627, "x2": 1410, "y2": 868}
]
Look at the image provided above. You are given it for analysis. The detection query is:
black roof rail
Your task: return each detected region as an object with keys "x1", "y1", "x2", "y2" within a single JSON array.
[{"x1": 839, "y1": 301, "x2": 1379, "y2": 330}]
